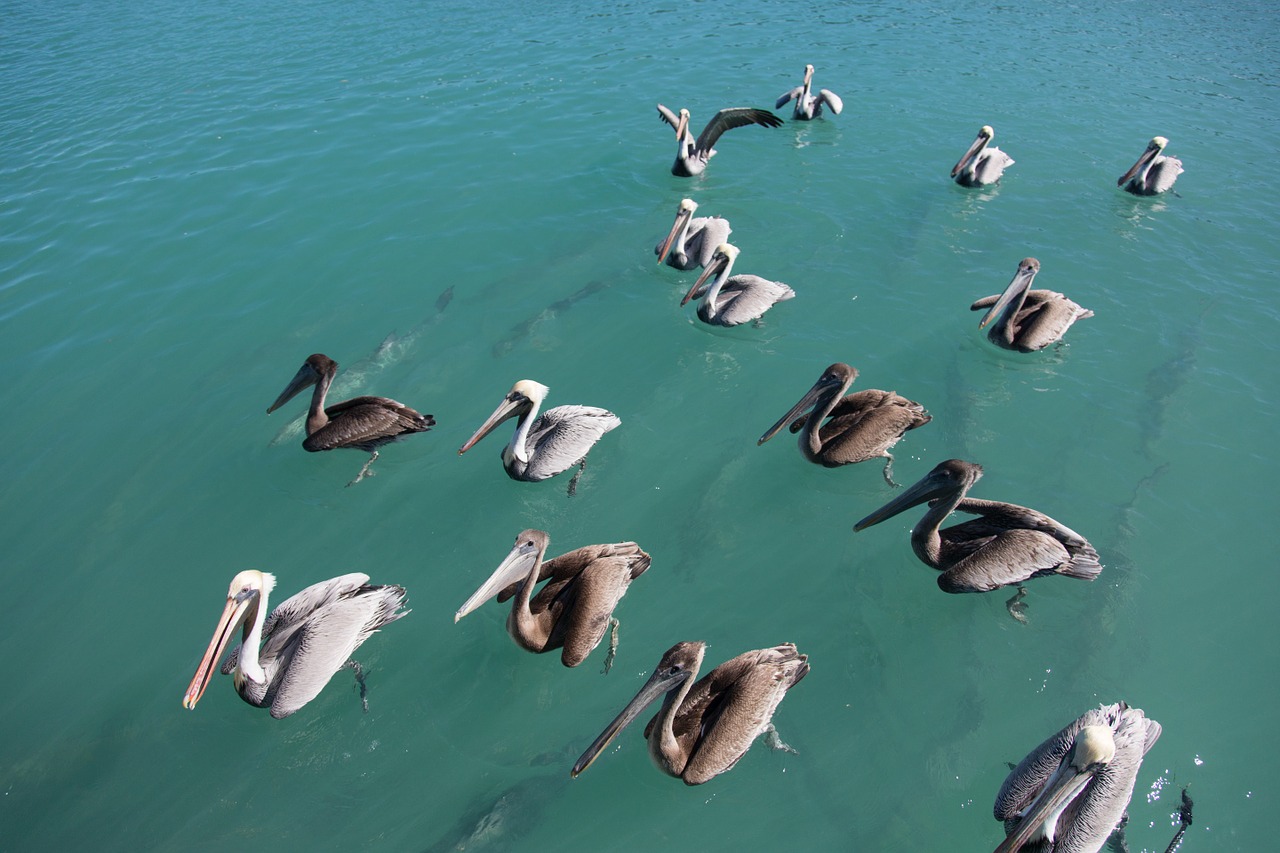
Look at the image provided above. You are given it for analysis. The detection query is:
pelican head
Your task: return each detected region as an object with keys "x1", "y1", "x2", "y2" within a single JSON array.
[
  {"x1": 978, "y1": 258, "x2": 1041, "y2": 331},
  {"x1": 675, "y1": 108, "x2": 691, "y2": 141},
  {"x1": 853, "y1": 459, "x2": 983, "y2": 531},
  {"x1": 655, "y1": 198, "x2": 699, "y2": 265},
  {"x1": 458, "y1": 380, "x2": 550, "y2": 455},
  {"x1": 454, "y1": 529, "x2": 549, "y2": 623},
  {"x1": 759, "y1": 363, "x2": 858, "y2": 445},
  {"x1": 571, "y1": 641, "x2": 706, "y2": 779},
  {"x1": 1117, "y1": 135, "x2": 1170, "y2": 188},
  {"x1": 267, "y1": 353, "x2": 335, "y2": 413},
  {"x1": 995, "y1": 725, "x2": 1118, "y2": 852},
  {"x1": 952, "y1": 125, "x2": 996, "y2": 178},
  {"x1": 803, "y1": 64, "x2": 815, "y2": 86},
  {"x1": 182, "y1": 570, "x2": 277, "y2": 710},
  {"x1": 682, "y1": 242, "x2": 740, "y2": 306}
]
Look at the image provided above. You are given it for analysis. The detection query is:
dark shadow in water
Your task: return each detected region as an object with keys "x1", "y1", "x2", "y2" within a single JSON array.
[
  {"x1": 1140, "y1": 298, "x2": 1215, "y2": 459},
  {"x1": 421, "y1": 752, "x2": 571, "y2": 853},
  {"x1": 492, "y1": 279, "x2": 608, "y2": 359}
]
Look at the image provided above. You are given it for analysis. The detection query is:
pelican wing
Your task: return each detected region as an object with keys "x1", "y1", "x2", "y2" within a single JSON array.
[
  {"x1": 688, "y1": 217, "x2": 732, "y2": 269},
  {"x1": 675, "y1": 645, "x2": 809, "y2": 785},
  {"x1": 519, "y1": 404, "x2": 620, "y2": 481},
  {"x1": 972, "y1": 148, "x2": 1014, "y2": 184},
  {"x1": 557, "y1": 552, "x2": 651, "y2": 667},
  {"x1": 1146, "y1": 156, "x2": 1183, "y2": 194},
  {"x1": 775, "y1": 86, "x2": 803, "y2": 109},
  {"x1": 708, "y1": 275, "x2": 795, "y2": 326},
  {"x1": 947, "y1": 497, "x2": 1096, "y2": 553},
  {"x1": 694, "y1": 108, "x2": 784, "y2": 153},
  {"x1": 817, "y1": 89, "x2": 843, "y2": 115},
  {"x1": 303, "y1": 396, "x2": 433, "y2": 451},
  {"x1": 940, "y1": 528, "x2": 1075, "y2": 592},
  {"x1": 1014, "y1": 294, "x2": 1094, "y2": 351},
  {"x1": 656, "y1": 103, "x2": 680, "y2": 132},
  {"x1": 813, "y1": 395, "x2": 930, "y2": 464},
  {"x1": 267, "y1": 581, "x2": 408, "y2": 718}
]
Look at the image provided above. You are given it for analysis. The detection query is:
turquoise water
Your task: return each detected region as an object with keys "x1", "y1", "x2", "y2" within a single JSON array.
[{"x1": 3, "y1": 0, "x2": 1277, "y2": 849}]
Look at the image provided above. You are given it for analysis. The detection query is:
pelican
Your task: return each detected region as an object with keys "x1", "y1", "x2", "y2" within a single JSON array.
[
  {"x1": 775, "y1": 64, "x2": 844, "y2": 120},
  {"x1": 971, "y1": 258, "x2": 1094, "y2": 352},
  {"x1": 571, "y1": 641, "x2": 808, "y2": 785},
  {"x1": 853, "y1": 459, "x2": 1102, "y2": 594},
  {"x1": 267, "y1": 353, "x2": 434, "y2": 485},
  {"x1": 182, "y1": 570, "x2": 409, "y2": 719},
  {"x1": 952, "y1": 125, "x2": 1015, "y2": 187},
  {"x1": 454, "y1": 529, "x2": 650, "y2": 672},
  {"x1": 680, "y1": 243, "x2": 795, "y2": 327},
  {"x1": 654, "y1": 198, "x2": 731, "y2": 270},
  {"x1": 758, "y1": 362, "x2": 931, "y2": 486},
  {"x1": 994, "y1": 702, "x2": 1161, "y2": 853},
  {"x1": 656, "y1": 104, "x2": 783, "y2": 177},
  {"x1": 458, "y1": 379, "x2": 620, "y2": 495},
  {"x1": 1117, "y1": 136, "x2": 1183, "y2": 196}
]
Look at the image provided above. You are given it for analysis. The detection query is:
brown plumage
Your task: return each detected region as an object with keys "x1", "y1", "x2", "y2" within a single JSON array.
[
  {"x1": 854, "y1": 459, "x2": 1102, "y2": 594},
  {"x1": 266, "y1": 353, "x2": 433, "y2": 485},
  {"x1": 571, "y1": 641, "x2": 808, "y2": 785},
  {"x1": 759, "y1": 362, "x2": 930, "y2": 486},
  {"x1": 454, "y1": 529, "x2": 650, "y2": 669},
  {"x1": 972, "y1": 259, "x2": 1094, "y2": 352}
]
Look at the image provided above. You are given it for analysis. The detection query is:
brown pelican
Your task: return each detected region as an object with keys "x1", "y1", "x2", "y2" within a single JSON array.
[
  {"x1": 571, "y1": 641, "x2": 808, "y2": 785},
  {"x1": 758, "y1": 362, "x2": 931, "y2": 486},
  {"x1": 853, "y1": 459, "x2": 1102, "y2": 594},
  {"x1": 1117, "y1": 136, "x2": 1183, "y2": 196},
  {"x1": 454, "y1": 529, "x2": 650, "y2": 672},
  {"x1": 952, "y1": 125, "x2": 1015, "y2": 187},
  {"x1": 971, "y1": 258, "x2": 1094, "y2": 352},
  {"x1": 654, "y1": 198, "x2": 731, "y2": 270},
  {"x1": 267, "y1": 353, "x2": 434, "y2": 485},
  {"x1": 994, "y1": 702, "x2": 1161, "y2": 853},
  {"x1": 680, "y1": 243, "x2": 795, "y2": 327},
  {"x1": 656, "y1": 104, "x2": 783, "y2": 177},
  {"x1": 775, "y1": 64, "x2": 844, "y2": 120},
  {"x1": 458, "y1": 379, "x2": 620, "y2": 495},
  {"x1": 182, "y1": 570, "x2": 409, "y2": 719}
]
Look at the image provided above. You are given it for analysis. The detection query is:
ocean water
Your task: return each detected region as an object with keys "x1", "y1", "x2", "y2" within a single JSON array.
[{"x1": 3, "y1": 0, "x2": 1277, "y2": 849}]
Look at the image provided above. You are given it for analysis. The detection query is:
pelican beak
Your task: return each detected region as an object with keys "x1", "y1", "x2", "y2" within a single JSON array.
[
  {"x1": 656, "y1": 206, "x2": 694, "y2": 265},
  {"x1": 951, "y1": 128, "x2": 992, "y2": 178},
  {"x1": 675, "y1": 110, "x2": 689, "y2": 141},
  {"x1": 1116, "y1": 140, "x2": 1161, "y2": 187},
  {"x1": 758, "y1": 373, "x2": 847, "y2": 445},
  {"x1": 266, "y1": 363, "x2": 320, "y2": 414},
  {"x1": 681, "y1": 250, "x2": 726, "y2": 306},
  {"x1": 454, "y1": 540, "x2": 540, "y2": 622},
  {"x1": 570, "y1": 666, "x2": 689, "y2": 779},
  {"x1": 458, "y1": 393, "x2": 528, "y2": 455},
  {"x1": 182, "y1": 591, "x2": 255, "y2": 710},
  {"x1": 803, "y1": 65, "x2": 814, "y2": 87},
  {"x1": 992, "y1": 760, "x2": 1097, "y2": 853},
  {"x1": 978, "y1": 259, "x2": 1039, "y2": 330},
  {"x1": 853, "y1": 469, "x2": 949, "y2": 531}
]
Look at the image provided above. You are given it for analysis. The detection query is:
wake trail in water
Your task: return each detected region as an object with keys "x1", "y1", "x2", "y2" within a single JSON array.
[{"x1": 268, "y1": 286, "x2": 454, "y2": 447}]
